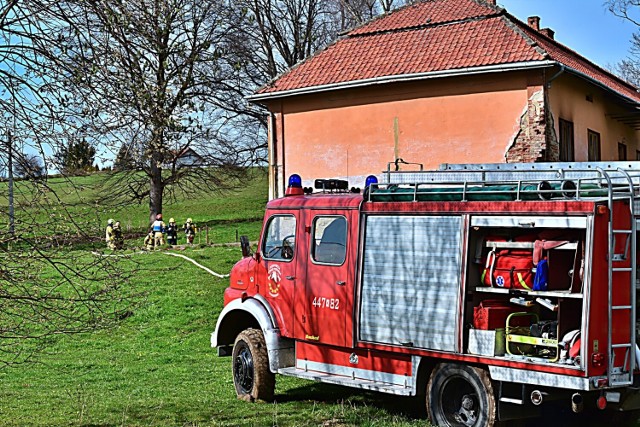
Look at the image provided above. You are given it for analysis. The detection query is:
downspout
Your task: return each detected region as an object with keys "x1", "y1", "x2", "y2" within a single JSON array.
[
  {"x1": 546, "y1": 64, "x2": 565, "y2": 88},
  {"x1": 268, "y1": 111, "x2": 277, "y2": 200},
  {"x1": 279, "y1": 101, "x2": 286, "y2": 198}
]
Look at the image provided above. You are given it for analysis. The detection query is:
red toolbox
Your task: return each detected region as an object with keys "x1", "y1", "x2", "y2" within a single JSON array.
[{"x1": 473, "y1": 300, "x2": 529, "y2": 330}]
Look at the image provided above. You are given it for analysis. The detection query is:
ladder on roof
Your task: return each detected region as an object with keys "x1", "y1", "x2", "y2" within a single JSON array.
[
  {"x1": 382, "y1": 160, "x2": 640, "y2": 214},
  {"x1": 601, "y1": 168, "x2": 636, "y2": 387}
]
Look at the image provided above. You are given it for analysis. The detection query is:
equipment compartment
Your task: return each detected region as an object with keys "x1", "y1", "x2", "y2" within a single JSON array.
[{"x1": 464, "y1": 219, "x2": 587, "y2": 367}]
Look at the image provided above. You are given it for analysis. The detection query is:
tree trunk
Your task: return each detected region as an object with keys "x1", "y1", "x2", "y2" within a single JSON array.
[{"x1": 149, "y1": 159, "x2": 164, "y2": 225}]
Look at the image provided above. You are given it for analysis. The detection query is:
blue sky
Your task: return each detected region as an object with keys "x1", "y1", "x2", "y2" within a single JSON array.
[{"x1": 499, "y1": 0, "x2": 637, "y2": 70}]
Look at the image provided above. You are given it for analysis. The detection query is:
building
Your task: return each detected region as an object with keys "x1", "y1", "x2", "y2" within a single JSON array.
[
  {"x1": 249, "y1": 0, "x2": 640, "y2": 199},
  {"x1": 166, "y1": 147, "x2": 205, "y2": 169}
]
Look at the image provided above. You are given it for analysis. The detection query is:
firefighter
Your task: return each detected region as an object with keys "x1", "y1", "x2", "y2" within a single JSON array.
[
  {"x1": 184, "y1": 218, "x2": 196, "y2": 244},
  {"x1": 166, "y1": 218, "x2": 178, "y2": 245},
  {"x1": 105, "y1": 218, "x2": 116, "y2": 250},
  {"x1": 152, "y1": 213, "x2": 165, "y2": 247},
  {"x1": 143, "y1": 231, "x2": 155, "y2": 250},
  {"x1": 113, "y1": 221, "x2": 124, "y2": 250}
]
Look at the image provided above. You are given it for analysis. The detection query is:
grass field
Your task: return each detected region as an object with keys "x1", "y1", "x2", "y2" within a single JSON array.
[
  {"x1": 0, "y1": 250, "x2": 427, "y2": 427},
  {"x1": 0, "y1": 171, "x2": 428, "y2": 426},
  {"x1": 0, "y1": 168, "x2": 268, "y2": 244}
]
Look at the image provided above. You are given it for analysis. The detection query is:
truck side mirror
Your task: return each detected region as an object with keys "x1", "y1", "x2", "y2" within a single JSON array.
[{"x1": 240, "y1": 235, "x2": 252, "y2": 258}]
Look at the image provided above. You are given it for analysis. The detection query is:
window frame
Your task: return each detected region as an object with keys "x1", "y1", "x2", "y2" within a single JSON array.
[
  {"x1": 559, "y1": 119, "x2": 575, "y2": 162},
  {"x1": 310, "y1": 215, "x2": 348, "y2": 266},
  {"x1": 619, "y1": 142, "x2": 628, "y2": 161},
  {"x1": 587, "y1": 129, "x2": 601, "y2": 161},
  {"x1": 261, "y1": 214, "x2": 297, "y2": 262}
]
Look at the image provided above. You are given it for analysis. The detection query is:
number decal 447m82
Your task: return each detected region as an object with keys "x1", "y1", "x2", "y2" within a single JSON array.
[{"x1": 312, "y1": 297, "x2": 340, "y2": 310}]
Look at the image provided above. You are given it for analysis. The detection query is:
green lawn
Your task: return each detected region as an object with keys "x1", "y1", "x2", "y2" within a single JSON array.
[
  {"x1": 0, "y1": 246, "x2": 425, "y2": 426},
  {"x1": 0, "y1": 168, "x2": 268, "y2": 244}
]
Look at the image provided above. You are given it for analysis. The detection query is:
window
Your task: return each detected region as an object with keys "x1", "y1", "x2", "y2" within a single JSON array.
[
  {"x1": 587, "y1": 130, "x2": 601, "y2": 161},
  {"x1": 636, "y1": 150, "x2": 640, "y2": 161},
  {"x1": 311, "y1": 216, "x2": 347, "y2": 265},
  {"x1": 619, "y1": 143, "x2": 628, "y2": 161},
  {"x1": 559, "y1": 119, "x2": 574, "y2": 162},
  {"x1": 262, "y1": 215, "x2": 296, "y2": 261}
]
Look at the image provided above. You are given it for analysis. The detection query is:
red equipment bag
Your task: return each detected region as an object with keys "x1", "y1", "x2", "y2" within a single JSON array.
[
  {"x1": 473, "y1": 299, "x2": 529, "y2": 330},
  {"x1": 481, "y1": 248, "x2": 534, "y2": 290}
]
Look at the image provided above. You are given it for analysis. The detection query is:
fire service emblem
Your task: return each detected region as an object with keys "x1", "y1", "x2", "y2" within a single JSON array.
[{"x1": 267, "y1": 264, "x2": 282, "y2": 297}]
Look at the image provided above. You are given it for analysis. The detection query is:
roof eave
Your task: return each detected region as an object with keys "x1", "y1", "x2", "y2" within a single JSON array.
[
  {"x1": 560, "y1": 65, "x2": 640, "y2": 106},
  {"x1": 248, "y1": 60, "x2": 557, "y2": 104}
]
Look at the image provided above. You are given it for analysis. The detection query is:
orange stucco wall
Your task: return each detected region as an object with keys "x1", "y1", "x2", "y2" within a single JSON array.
[
  {"x1": 268, "y1": 72, "x2": 533, "y2": 196},
  {"x1": 264, "y1": 69, "x2": 640, "y2": 198},
  {"x1": 548, "y1": 74, "x2": 640, "y2": 161}
]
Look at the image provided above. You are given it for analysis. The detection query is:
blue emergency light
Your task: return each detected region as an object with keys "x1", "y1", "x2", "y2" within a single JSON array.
[
  {"x1": 285, "y1": 174, "x2": 304, "y2": 196},
  {"x1": 288, "y1": 174, "x2": 302, "y2": 188},
  {"x1": 365, "y1": 175, "x2": 378, "y2": 188}
]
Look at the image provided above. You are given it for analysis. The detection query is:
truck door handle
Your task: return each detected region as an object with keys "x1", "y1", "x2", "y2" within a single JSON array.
[
  {"x1": 285, "y1": 275, "x2": 295, "y2": 280},
  {"x1": 336, "y1": 281, "x2": 346, "y2": 286}
]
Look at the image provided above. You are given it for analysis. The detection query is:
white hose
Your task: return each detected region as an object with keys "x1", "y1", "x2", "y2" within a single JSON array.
[{"x1": 164, "y1": 252, "x2": 230, "y2": 278}]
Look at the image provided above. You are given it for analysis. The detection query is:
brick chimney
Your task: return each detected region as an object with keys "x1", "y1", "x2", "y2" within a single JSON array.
[
  {"x1": 540, "y1": 28, "x2": 555, "y2": 40},
  {"x1": 485, "y1": 0, "x2": 496, "y2": 4},
  {"x1": 527, "y1": 16, "x2": 540, "y2": 31}
]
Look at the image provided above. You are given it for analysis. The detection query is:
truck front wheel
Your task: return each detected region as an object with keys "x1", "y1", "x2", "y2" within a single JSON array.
[
  {"x1": 426, "y1": 363, "x2": 496, "y2": 427},
  {"x1": 232, "y1": 328, "x2": 275, "y2": 402}
]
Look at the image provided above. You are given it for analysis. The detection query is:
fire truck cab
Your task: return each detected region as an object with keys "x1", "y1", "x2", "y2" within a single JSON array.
[{"x1": 212, "y1": 162, "x2": 640, "y2": 426}]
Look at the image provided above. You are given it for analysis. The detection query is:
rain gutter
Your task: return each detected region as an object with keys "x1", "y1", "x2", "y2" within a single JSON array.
[{"x1": 248, "y1": 60, "x2": 558, "y2": 103}]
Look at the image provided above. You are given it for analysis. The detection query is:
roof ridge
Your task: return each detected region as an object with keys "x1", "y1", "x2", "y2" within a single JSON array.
[
  {"x1": 501, "y1": 14, "x2": 550, "y2": 60},
  {"x1": 348, "y1": 12, "x2": 505, "y2": 38},
  {"x1": 348, "y1": 0, "x2": 503, "y2": 37},
  {"x1": 506, "y1": 12, "x2": 639, "y2": 94},
  {"x1": 469, "y1": 0, "x2": 503, "y2": 13}
]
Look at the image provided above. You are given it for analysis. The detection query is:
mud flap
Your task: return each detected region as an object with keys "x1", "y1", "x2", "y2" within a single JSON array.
[{"x1": 496, "y1": 382, "x2": 541, "y2": 421}]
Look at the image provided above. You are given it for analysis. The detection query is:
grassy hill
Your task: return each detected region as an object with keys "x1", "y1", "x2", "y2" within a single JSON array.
[
  {"x1": 0, "y1": 171, "x2": 425, "y2": 426},
  {"x1": 0, "y1": 168, "x2": 268, "y2": 245}
]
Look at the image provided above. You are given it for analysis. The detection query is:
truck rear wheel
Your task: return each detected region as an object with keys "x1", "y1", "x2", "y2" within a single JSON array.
[
  {"x1": 232, "y1": 328, "x2": 275, "y2": 402},
  {"x1": 426, "y1": 363, "x2": 496, "y2": 427}
]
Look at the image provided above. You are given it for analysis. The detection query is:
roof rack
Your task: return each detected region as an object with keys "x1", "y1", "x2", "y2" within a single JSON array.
[{"x1": 369, "y1": 161, "x2": 640, "y2": 204}]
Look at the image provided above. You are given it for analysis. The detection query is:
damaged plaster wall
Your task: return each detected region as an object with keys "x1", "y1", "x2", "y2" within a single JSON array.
[{"x1": 506, "y1": 88, "x2": 558, "y2": 162}]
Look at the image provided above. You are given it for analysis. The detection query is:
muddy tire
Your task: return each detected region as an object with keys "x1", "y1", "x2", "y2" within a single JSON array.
[
  {"x1": 232, "y1": 328, "x2": 275, "y2": 402},
  {"x1": 426, "y1": 363, "x2": 496, "y2": 427}
]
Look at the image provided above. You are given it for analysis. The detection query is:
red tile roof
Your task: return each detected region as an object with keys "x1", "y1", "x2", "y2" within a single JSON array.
[
  {"x1": 254, "y1": 0, "x2": 640, "y2": 104},
  {"x1": 350, "y1": 0, "x2": 499, "y2": 35},
  {"x1": 514, "y1": 19, "x2": 640, "y2": 103}
]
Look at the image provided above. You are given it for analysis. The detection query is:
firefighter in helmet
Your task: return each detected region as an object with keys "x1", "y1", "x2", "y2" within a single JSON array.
[
  {"x1": 113, "y1": 221, "x2": 124, "y2": 250},
  {"x1": 143, "y1": 230, "x2": 155, "y2": 250},
  {"x1": 152, "y1": 213, "x2": 165, "y2": 247},
  {"x1": 184, "y1": 218, "x2": 196, "y2": 244},
  {"x1": 166, "y1": 217, "x2": 178, "y2": 245},
  {"x1": 105, "y1": 218, "x2": 116, "y2": 250}
]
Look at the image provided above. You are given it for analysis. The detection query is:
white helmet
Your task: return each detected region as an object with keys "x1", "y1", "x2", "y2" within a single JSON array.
[{"x1": 108, "y1": 219, "x2": 114, "y2": 225}]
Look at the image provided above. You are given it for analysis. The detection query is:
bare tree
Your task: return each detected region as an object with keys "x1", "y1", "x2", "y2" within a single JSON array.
[
  {"x1": 0, "y1": 1, "x2": 139, "y2": 368},
  {"x1": 23, "y1": 0, "x2": 253, "y2": 222},
  {"x1": 606, "y1": 0, "x2": 640, "y2": 86},
  {"x1": 13, "y1": 153, "x2": 45, "y2": 179}
]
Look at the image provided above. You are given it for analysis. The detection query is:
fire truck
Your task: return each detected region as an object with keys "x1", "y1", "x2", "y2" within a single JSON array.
[{"x1": 212, "y1": 161, "x2": 640, "y2": 426}]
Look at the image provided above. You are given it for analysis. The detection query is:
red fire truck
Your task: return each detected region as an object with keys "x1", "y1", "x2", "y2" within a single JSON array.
[{"x1": 212, "y1": 162, "x2": 640, "y2": 426}]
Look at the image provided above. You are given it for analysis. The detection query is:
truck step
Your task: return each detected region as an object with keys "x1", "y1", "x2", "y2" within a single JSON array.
[{"x1": 277, "y1": 367, "x2": 413, "y2": 396}]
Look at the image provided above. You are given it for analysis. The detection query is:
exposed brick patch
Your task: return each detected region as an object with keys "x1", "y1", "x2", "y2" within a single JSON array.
[{"x1": 506, "y1": 88, "x2": 557, "y2": 162}]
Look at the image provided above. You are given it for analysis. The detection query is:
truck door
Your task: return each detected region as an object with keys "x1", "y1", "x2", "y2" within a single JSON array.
[
  {"x1": 260, "y1": 212, "x2": 299, "y2": 338},
  {"x1": 301, "y1": 211, "x2": 352, "y2": 347}
]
